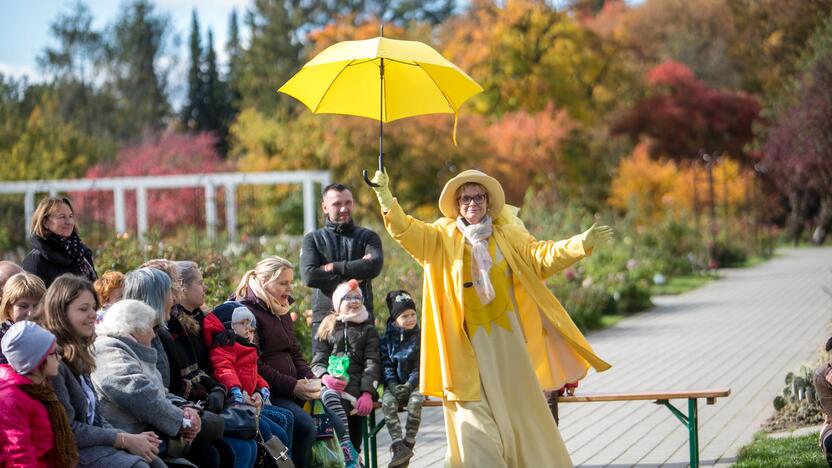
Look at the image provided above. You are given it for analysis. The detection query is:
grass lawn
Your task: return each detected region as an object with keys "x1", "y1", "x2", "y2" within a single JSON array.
[
  {"x1": 734, "y1": 433, "x2": 825, "y2": 468},
  {"x1": 651, "y1": 274, "x2": 715, "y2": 295},
  {"x1": 599, "y1": 314, "x2": 626, "y2": 329}
]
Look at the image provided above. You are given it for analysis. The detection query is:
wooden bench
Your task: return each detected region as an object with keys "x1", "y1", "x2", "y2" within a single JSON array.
[{"x1": 361, "y1": 387, "x2": 730, "y2": 468}]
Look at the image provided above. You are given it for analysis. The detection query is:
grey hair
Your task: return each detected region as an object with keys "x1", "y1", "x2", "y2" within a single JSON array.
[
  {"x1": 96, "y1": 299, "x2": 157, "y2": 337},
  {"x1": 176, "y1": 261, "x2": 200, "y2": 287},
  {"x1": 123, "y1": 268, "x2": 171, "y2": 325}
]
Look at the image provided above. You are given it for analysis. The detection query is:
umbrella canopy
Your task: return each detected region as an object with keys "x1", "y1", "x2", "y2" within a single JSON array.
[{"x1": 278, "y1": 36, "x2": 483, "y2": 123}]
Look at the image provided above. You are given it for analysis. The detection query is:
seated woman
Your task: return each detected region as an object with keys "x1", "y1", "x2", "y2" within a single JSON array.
[
  {"x1": 234, "y1": 256, "x2": 320, "y2": 468},
  {"x1": 43, "y1": 274, "x2": 163, "y2": 468},
  {"x1": 123, "y1": 267, "x2": 230, "y2": 468},
  {"x1": 0, "y1": 321, "x2": 76, "y2": 467},
  {"x1": 92, "y1": 299, "x2": 202, "y2": 465},
  {"x1": 0, "y1": 272, "x2": 46, "y2": 363}
]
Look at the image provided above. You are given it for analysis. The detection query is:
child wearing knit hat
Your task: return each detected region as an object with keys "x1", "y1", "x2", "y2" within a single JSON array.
[
  {"x1": 311, "y1": 279, "x2": 381, "y2": 468},
  {"x1": 380, "y1": 290, "x2": 422, "y2": 467},
  {"x1": 0, "y1": 321, "x2": 78, "y2": 467}
]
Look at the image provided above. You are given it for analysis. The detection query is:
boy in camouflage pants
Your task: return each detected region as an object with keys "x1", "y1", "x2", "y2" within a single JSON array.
[{"x1": 380, "y1": 290, "x2": 423, "y2": 467}]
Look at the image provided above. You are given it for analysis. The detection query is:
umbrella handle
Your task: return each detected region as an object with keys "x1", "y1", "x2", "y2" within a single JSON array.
[{"x1": 362, "y1": 169, "x2": 379, "y2": 188}]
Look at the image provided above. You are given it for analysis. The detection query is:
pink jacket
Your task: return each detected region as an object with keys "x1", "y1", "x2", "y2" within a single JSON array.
[{"x1": 0, "y1": 364, "x2": 56, "y2": 467}]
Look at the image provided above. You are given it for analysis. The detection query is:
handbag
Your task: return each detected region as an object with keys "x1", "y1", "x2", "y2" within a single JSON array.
[
  {"x1": 257, "y1": 432, "x2": 295, "y2": 468},
  {"x1": 306, "y1": 399, "x2": 335, "y2": 440},
  {"x1": 220, "y1": 403, "x2": 259, "y2": 439},
  {"x1": 195, "y1": 410, "x2": 225, "y2": 443}
]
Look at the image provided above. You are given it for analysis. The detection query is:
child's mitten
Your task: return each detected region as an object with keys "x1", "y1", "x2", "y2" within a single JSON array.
[
  {"x1": 323, "y1": 374, "x2": 348, "y2": 392},
  {"x1": 355, "y1": 392, "x2": 374, "y2": 416}
]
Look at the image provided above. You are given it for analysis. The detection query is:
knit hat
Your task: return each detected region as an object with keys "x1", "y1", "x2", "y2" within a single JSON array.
[
  {"x1": 1, "y1": 321, "x2": 56, "y2": 375},
  {"x1": 332, "y1": 279, "x2": 361, "y2": 312},
  {"x1": 232, "y1": 306, "x2": 256, "y2": 328},
  {"x1": 386, "y1": 290, "x2": 416, "y2": 323}
]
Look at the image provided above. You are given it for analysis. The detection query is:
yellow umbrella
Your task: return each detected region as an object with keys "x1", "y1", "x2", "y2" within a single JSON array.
[{"x1": 278, "y1": 30, "x2": 483, "y2": 185}]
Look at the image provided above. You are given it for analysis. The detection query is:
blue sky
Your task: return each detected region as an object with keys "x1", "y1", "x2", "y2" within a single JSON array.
[{"x1": 0, "y1": 0, "x2": 248, "y2": 83}]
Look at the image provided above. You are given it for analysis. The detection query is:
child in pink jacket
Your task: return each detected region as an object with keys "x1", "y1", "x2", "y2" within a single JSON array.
[{"x1": 0, "y1": 321, "x2": 73, "y2": 467}]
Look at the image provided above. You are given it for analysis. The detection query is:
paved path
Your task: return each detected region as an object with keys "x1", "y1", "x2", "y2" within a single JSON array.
[{"x1": 371, "y1": 247, "x2": 832, "y2": 467}]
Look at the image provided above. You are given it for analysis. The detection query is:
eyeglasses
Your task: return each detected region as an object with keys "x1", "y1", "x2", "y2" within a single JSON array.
[
  {"x1": 47, "y1": 348, "x2": 62, "y2": 360},
  {"x1": 458, "y1": 194, "x2": 487, "y2": 206},
  {"x1": 342, "y1": 295, "x2": 363, "y2": 302}
]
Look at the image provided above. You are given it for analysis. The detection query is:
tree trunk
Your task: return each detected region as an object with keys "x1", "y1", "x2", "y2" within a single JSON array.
[
  {"x1": 812, "y1": 196, "x2": 832, "y2": 245},
  {"x1": 787, "y1": 191, "x2": 806, "y2": 245}
]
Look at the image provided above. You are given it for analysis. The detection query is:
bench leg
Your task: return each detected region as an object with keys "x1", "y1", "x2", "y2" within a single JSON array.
[
  {"x1": 688, "y1": 398, "x2": 699, "y2": 468},
  {"x1": 657, "y1": 399, "x2": 699, "y2": 468}
]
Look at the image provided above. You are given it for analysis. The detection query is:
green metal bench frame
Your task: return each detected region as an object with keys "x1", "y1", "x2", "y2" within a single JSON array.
[{"x1": 359, "y1": 388, "x2": 730, "y2": 468}]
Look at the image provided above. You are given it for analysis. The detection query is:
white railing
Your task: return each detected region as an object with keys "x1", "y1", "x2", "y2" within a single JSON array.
[{"x1": 0, "y1": 171, "x2": 332, "y2": 240}]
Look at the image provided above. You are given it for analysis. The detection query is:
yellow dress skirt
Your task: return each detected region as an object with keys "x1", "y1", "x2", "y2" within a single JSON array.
[{"x1": 443, "y1": 241, "x2": 573, "y2": 467}]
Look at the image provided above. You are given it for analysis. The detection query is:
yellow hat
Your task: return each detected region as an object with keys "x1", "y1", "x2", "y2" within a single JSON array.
[{"x1": 438, "y1": 169, "x2": 505, "y2": 219}]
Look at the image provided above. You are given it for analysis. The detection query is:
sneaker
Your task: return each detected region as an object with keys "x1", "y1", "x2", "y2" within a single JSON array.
[
  {"x1": 341, "y1": 440, "x2": 360, "y2": 468},
  {"x1": 388, "y1": 441, "x2": 413, "y2": 468}
]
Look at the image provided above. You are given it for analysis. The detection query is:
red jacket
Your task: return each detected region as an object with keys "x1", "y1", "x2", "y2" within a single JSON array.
[
  {"x1": 0, "y1": 364, "x2": 56, "y2": 467},
  {"x1": 202, "y1": 313, "x2": 268, "y2": 395}
]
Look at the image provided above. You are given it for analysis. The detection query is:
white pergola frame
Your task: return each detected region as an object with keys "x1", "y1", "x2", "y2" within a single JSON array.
[{"x1": 0, "y1": 171, "x2": 332, "y2": 240}]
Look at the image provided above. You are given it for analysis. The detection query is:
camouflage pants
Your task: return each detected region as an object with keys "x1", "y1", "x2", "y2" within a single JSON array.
[{"x1": 381, "y1": 387, "x2": 424, "y2": 443}]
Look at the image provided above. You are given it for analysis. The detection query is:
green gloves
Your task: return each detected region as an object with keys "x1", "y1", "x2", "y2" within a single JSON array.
[
  {"x1": 580, "y1": 223, "x2": 615, "y2": 250},
  {"x1": 370, "y1": 170, "x2": 394, "y2": 213}
]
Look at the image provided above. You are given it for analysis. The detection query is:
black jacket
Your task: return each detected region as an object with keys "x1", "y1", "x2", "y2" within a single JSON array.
[
  {"x1": 311, "y1": 319, "x2": 381, "y2": 399},
  {"x1": 22, "y1": 235, "x2": 97, "y2": 287},
  {"x1": 300, "y1": 219, "x2": 383, "y2": 323},
  {"x1": 379, "y1": 321, "x2": 420, "y2": 388}
]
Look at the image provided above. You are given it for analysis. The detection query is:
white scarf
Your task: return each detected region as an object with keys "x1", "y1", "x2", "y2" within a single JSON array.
[
  {"x1": 456, "y1": 216, "x2": 496, "y2": 305},
  {"x1": 338, "y1": 306, "x2": 369, "y2": 324}
]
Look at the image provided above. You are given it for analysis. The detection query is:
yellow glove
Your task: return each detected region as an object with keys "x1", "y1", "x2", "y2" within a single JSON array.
[
  {"x1": 581, "y1": 223, "x2": 614, "y2": 250},
  {"x1": 370, "y1": 170, "x2": 394, "y2": 213}
]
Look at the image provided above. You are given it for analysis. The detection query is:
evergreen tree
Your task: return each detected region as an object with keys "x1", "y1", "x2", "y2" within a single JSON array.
[
  {"x1": 103, "y1": 0, "x2": 171, "y2": 140},
  {"x1": 202, "y1": 28, "x2": 230, "y2": 154},
  {"x1": 226, "y1": 9, "x2": 242, "y2": 116},
  {"x1": 182, "y1": 10, "x2": 204, "y2": 130},
  {"x1": 237, "y1": 0, "x2": 303, "y2": 113}
]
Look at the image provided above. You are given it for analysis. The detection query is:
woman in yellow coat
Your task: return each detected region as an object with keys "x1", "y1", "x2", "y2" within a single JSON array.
[{"x1": 369, "y1": 169, "x2": 613, "y2": 467}]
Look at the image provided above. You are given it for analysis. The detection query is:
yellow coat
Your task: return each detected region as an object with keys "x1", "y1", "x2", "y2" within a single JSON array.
[{"x1": 383, "y1": 200, "x2": 611, "y2": 401}]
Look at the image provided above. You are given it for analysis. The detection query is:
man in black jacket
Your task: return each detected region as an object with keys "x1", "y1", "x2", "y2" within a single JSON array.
[{"x1": 301, "y1": 183, "x2": 383, "y2": 352}]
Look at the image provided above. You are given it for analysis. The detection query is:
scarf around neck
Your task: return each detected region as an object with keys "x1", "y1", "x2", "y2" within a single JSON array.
[
  {"x1": 456, "y1": 216, "x2": 496, "y2": 305},
  {"x1": 51, "y1": 232, "x2": 96, "y2": 281},
  {"x1": 20, "y1": 381, "x2": 79, "y2": 467},
  {"x1": 247, "y1": 277, "x2": 291, "y2": 316},
  {"x1": 338, "y1": 305, "x2": 369, "y2": 325}
]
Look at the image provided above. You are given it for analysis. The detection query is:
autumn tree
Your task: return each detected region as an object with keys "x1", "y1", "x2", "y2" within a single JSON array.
[
  {"x1": 76, "y1": 132, "x2": 229, "y2": 234},
  {"x1": 612, "y1": 60, "x2": 759, "y2": 164},
  {"x1": 761, "y1": 16, "x2": 832, "y2": 243}
]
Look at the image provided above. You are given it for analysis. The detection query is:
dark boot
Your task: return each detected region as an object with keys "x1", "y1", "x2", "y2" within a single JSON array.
[{"x1": 388, "y1": 441, "x2": 413, "y2": 468}]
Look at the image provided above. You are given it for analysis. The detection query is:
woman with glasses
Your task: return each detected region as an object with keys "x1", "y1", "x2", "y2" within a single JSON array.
[
  {"x1": 23, "y1": 197, "x2": 97, "y2": 288},
  {"x1": 0, "y1": 320, "x2": 76, "y2": 467},
  {"x1": 42, "y1": 274, "x2": 162, "y2": 468},
  {"x1": 369, "y1": 169, "x2": 614, "y2": 467}
]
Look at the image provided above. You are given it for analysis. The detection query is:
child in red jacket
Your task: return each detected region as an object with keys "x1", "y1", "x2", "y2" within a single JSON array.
[{"x1": 203, "y1": 301, "x2": 294, "y2": 454}]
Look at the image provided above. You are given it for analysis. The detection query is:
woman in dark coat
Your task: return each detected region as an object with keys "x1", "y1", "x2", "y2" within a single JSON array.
[
  {"x1": 234, "y1": 256, "x2": 319, "y2": 468},
  {"x1": 23, "y1": 197, "x2": 97, "y2": 288}
]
